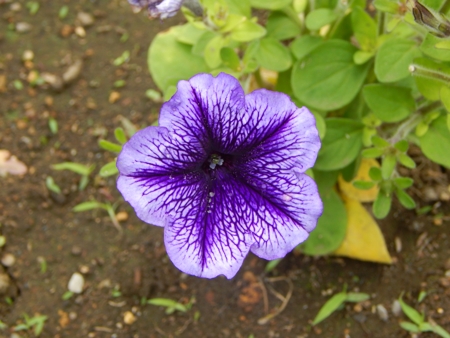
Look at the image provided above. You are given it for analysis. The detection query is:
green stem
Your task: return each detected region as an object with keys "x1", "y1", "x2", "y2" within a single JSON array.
[
  {"x1": 410, "y1": 63, "x2": 450, "y2": 85},
  {"x1": 389, "y1": 101, "x2": 443, "y2": 143}
]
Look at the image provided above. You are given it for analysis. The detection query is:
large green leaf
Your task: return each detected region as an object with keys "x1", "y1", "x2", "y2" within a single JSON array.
[
  {"x1": 291, "y1": 40, "x2": 370, "y2": 110},
  {"x1": 148, "y1": 27, "x2": 209, "y2": 91},
  {"x1": 290, "y1": 35, "x2": 323, "y2": 60},
  {"x1": 267, "y1": 11, "x2": 300, "y2": 40},
  {"x1": 374, "y1": 38, "x2": 421, "y2": 83},
  {"x1": 419, "y1": 115, "x2": 450, "y2": 168},
  {"x1": 420, "y1": 33, "x2": 450, "y2": 62},
  {"x1": 230, "y1": 20, "x2": 266, "y2": 42},
  {"x1": 302, "y1": 188, "x2": 347, "y2": 255},
  {"x1": 315, "y1": 118, "x2": 364, "y2": 171},
  {"x1": 351, "y1": 7, "x2": 377, "y2": 51},
  {"x1": 363, "y1": 84, "x2": 415, "y2": 122},
  {"x1": 305, "y1": 8, "x2": 338, "y2": 31},
  {"x1": 256, "y1": 38, "x2": 292, "y2": 71}
]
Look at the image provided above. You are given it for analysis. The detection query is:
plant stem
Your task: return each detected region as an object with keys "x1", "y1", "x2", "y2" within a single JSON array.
[{"x1": 389, "y1": 101, "x2": 443, "y2": 143}]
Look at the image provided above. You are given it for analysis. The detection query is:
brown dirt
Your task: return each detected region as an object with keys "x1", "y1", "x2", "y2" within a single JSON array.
[{"x1": 0, "y1": 1, "x2": 449, "y2": 337}]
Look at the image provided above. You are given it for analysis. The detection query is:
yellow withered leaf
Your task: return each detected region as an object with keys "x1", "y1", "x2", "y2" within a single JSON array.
[
  {"x1": 338, "y1": 158, "x2": 380, "y2": 202},
  {"x1": 333, "y1": 196, "x2": 392, "y2": 264}
]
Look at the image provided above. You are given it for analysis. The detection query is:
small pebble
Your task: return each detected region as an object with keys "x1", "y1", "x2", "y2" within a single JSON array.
[
  {"x1": 69, "y1": 312, "x2": 77, "y2": 320},
  {"x1": 109, "y1": 91, "x2": 121, "y2": 103},
  {"x1": 71, "y1": 246, "x2": 82, "y2": 256},
  {"x1": 77, "y1": 12, "x2": 94, "y2": 26},
  {"x1": 391, "y1": 300, "x2": 402, "y2": 316},
  {"x1": 10, "y1": 2, "x2": 21, "y2": 11},
  {"x1": 68, "y1": 272, "x2": 84, "y2": 293},
  {"x1": 79, "y1": 265, "x2": 90, "y2": 274},
  {"x1": 75, "y1": 26, "x2": 86, "y2": 38},
  {"x1": 1, "y1": 253, "x2": 16, "y2": 267},
  {"x1": 123, "y1": 311, "x2": 137, "y2": 325},
  {"x1": 0, "y1": 273, "x2": 10, "y2": 294},
  {"x1": 16, "y1": 22, "x2": 32, "y2": 33},
  {"x1": 116, "y1": 211, "x2": 128, "y2": 222},
  {"x1": 22, "y1": 50, "x2": 34, "y2": 61},
  {"x1": 376, "y1": 304, "x2": 389, "y2": 321}
]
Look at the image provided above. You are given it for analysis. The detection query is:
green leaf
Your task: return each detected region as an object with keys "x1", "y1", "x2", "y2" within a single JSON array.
[
  {"x1": 230, "y1": 20, "x2": 266, "y2": 42},
  {"x1": 220, "y1": 48, "x2": 240, "y2": 70},
  {"x1": 395, "y1": 188, "x2": 416, "y2": 209},
  {"x1": 372, "y1": 135, "x2": 390, "y2": 148},
  {"x1": 147, "y1": 298, "x2": 187, "y2": 312},
  {"x1": 362, "y1": 147, "x2": 384, "y2": 158},
  {"x1": 400, "y1": 321, "x2": 420, "y2": 333},
  {"x1": 373, "y1": 0, "x2": 399, "y2": 13},
  {"x1": 375, "y1": 38, "x2": 421, "y2": 83},
  {"x1": 267, "y1": 11, "x2": 300, "y2": 40},
  {"x1": 265, "y1": 258, "x2": 282, "y2": 273},
  {"x1": 256, "y1": 38, "x2": 292, "y2": 72},
  {"x1": 305, "y1": 9, "x2": 338, "y2": 31},
  {"x1": 353, "y1": 180, "x2": 376, "y2": 189},
  {"x1": 351, "y1": 7, "x2": 377, "y2": 51},
  {"x1": 441, "y1": 86, "x2": 450, "y2": 112},
  {"x1": 302, "y1": 189, "x2": 347, "y2": 255},
  {"x1": 292, "y1": 40, "x2": 370, "y2": 111},
  {"x1": 45, "y1": 176, "x2": 61, "y2": 194},
  {"x1": 432, "y1": 324, "x2": 450, "y2": 338},
  {"x1": 369, "y1": 167, "x2": 382, "y2": 181},
  {"x1": 192, "y1": 31, "x2": 217, "y2": 56},
  {"x1": 99, "y1": 161, "x2": 119, "y2": 177},
  {"x1": 398, "y1": 153, "x2": 416, "y2": 168},
  {"x1": 204, "y1": 35, "x2": 225, "y2": 68},
  {"x1": 394, "y1": 140, "x2": 409, "y2": 152},
  {"x1": 249, "y1": 0, "x2": 292, "y2": 10},
  {"x1": 315, "y1": 119, "x2": 364, "y2": 171},
  {"x1": 345, "y1": 292, "x2": 370, "y2": 302},
  {"x1": 52, "y1": 162, "x2": 94, "y2": 176},
  {"x1": 48, "y1": 117, "x2": 58, "y2": 134},
  {"x1": 114, "y1": 127, "x2": 127, "y2": 144},
  {"x1": 149, "y1": 27, "x2": 209, "y2": 91},
  {"x1": 363, "y1": 84, "x2": 415, "y2": 123},
  {"x1": 373, "y1": 191, "x2": 392, "y2": 219},
  {"x1": 381, "y1": 154, "x2": 396, "y2": 179},
  {"x1": 399, "y1": 298, "x2": 424, "y2": 325},
  {"x1": 98, "y1": 139, "x2": 122, "y2": 153},
  {"x1": 353, "y1": 50, "x2": 374, "y2": 65},
  {"x1": 413, "y1": 58, "x2": 450, "y2": 100},
  {"x1": 394, "y1": 177, "x2": 414, "y2": 189},
  {"x1": 312, "y1": 292, "x2": 347, "y2": 325},
  {"x1": 175, "y1": 23, "x2": 206, "y2": 45},
  {"x1": 420, "y1": 33, "x2": 450, "y2": 62},
  {"x1": 73, "y1": 201, "x2": 105, "y2": 212},
  {"x1": 290, "y1": 35, "x2": 323, "y2": 60},
  {"x1": 226, "y1": 0, "x2": 251, "y2": 17},
  {"x1": 312, "y1": 111, "x2": 326, "y2": 139},
  {"x1": 419, "y1": 115, "x2": 450, "y2": 168}
]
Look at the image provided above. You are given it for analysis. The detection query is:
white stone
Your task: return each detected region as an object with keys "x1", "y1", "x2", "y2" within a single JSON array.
[{"x1": 68, "y1": 272, "x2": 84, "y2": 293}]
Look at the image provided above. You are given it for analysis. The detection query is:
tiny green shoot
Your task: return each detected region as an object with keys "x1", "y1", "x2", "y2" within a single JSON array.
[
  {"x1": 45, "y1": 176, "x2": 61, "y2": 194},
  {"x1": 73, "y1": 200, "x2": 122, "y2": 233},
  {"x1": 51, "y1": 162, "x2": 95, "y2": 191},
  {"x1": 147, "y1": 297, "x2": 192, "y2": 315},
  {"x1": 13, "y1": 313, "x2": 47, "y2": 337},
  {"x1": 313, "y1": 288, "x2": 370, "y2": 325},
  {"x1": 48, "y1": 117, "x2": 58, "y2": 134},
  {"x1": 113, "y1": 51, "x2": 130, "y2": 66},
  {"x1": 59, "y1": 5, "x2": 69, "y2": 19},
  {"x1": 62, "y1": 291, "x2": 74, "y2": 300},
  {"x1": 26, "y1": 1, "x2": 40, "y2": 14}
]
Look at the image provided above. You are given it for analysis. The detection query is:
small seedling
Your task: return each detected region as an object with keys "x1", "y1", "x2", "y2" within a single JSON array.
[
  {"x1": 147, "y1": 297, "x2": 194, "y2": 315},
  {"x1": 265, "y1": 258, "x2": 282, "y2": 273},
  {"x1": 111, "y1": 286, "x2": 122, "y2": 298},
  {"x1": 51, "y1": 162, "x2": 95, "y2": 191},
  {"x1": 26, "y1": 1, "x2": 40, "y2": 14},
  {"x1": 59, "y1": 5, "x2": 69, "y2": 19},
  {"x1": 113, "y1": 51, "x2": 130, "y2": 66},
  {"x1": 398, "y1": 295, "x2": 450, "y2": 338},
  {"x1": 62, "y1": 291, "x2": 74, "y2": 300},
  {"x1": 0, "y1": 320, "x2": 7, "y2": 330},
  {"x1": 45, "y1": 176, "x2": 61, "y2": 194},
  {"x1": 73, "y1": 200, "x2": 122, "y2": 233},
  {"x1": 313, "y1": 287, "x2": 370, "y2": 325},
  {"x1": 48, "y1": 117, "x2": 58, "y2": 134},
  {"x1": 13, "y1": 313, "x2": 47, "y2": 337},
  {"x1": 37, "y1": 256, "x2": 47, "y2": 274}
]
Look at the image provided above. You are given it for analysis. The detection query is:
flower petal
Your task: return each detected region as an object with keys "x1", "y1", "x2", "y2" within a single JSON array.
[
  {"x1": 159, "y1": 73, "x2": 246, "y2": 152},
  {"x1": 240, "y1": 90, "x2": 321, "y2": 173},
  {"x1": 155, "y1": 0, "x2": 184, "y2": 19},
  {"x1": 117, "y1": 126, "x2": 205, "y2": 226},
  {"x1": 164, "y1": 168, "x2": 322, "y2": 278}
]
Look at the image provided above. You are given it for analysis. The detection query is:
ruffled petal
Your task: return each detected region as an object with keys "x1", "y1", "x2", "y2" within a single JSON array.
[
  {"x1": 164, "y1": 168, "x2": 322, "y2": 279},
  {"x1": 239, "y1": 90, "x2": 321, "y2": 173},
  {"x1": 159, "y1": 73, "x2": 246, "y2": 152},
  {"x1": 154, "y1": 0, "x2": 184, "y2": 19},
  {"x1": 117, "y1": 126, "x2": 206, "y2": 226}
]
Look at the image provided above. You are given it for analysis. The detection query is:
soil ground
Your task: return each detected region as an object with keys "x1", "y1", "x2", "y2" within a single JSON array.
[{"x1": 0, "y1": 1, "x2": 449, "y2": 337}]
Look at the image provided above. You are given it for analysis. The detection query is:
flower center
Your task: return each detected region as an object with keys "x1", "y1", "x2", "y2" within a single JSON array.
[{"x1": 202, "y1": 152, "x2": 234, "y2": 173}]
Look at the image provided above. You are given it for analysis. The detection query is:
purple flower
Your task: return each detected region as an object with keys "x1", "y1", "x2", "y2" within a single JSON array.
[
  {"x1": 117, "y1": 73, "x2": 323, "y2": 279},
  {"x1": 128, "y1": 0, "x2": 184, "y2": 19}
]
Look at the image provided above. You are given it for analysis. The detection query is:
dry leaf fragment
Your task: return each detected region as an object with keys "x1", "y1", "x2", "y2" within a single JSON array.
[
  {"x1": 333, "y1": 195, "x2": 392, "y2": 264},
  {"x1": 0, "y1": 150, "x2": 27, "y2": 177},
  {"x1": 338, "y1": 158, "x2": 380, "y2": 202}
]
